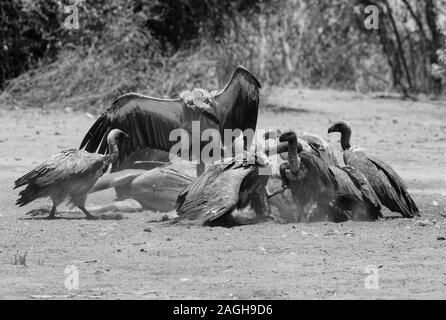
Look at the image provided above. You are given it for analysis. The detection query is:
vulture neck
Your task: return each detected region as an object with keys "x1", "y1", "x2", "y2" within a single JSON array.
[
  {"x1": 340, "y1": 127, "x2": 352, "y2": 151},
  {"x1": 104, "y1": 137, "x2": 120, "y2": 165},
  {"x1": 288, "y1": 138, "x2": 300, "y2": 174}
]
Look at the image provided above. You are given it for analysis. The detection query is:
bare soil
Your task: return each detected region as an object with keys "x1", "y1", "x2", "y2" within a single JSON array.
[{"x1": 0, "y1": 88, "x2": 445, "y2": 299}]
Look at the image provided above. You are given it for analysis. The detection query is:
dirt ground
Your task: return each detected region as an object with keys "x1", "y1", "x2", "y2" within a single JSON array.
[{"x1": 0, "y1": 88, "x2": 445, "y2": 299}]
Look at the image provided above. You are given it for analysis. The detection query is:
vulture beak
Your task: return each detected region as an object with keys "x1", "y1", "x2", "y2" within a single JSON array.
[
  {"x1": 264, "y1": 141, "x2": 288, "y2": 156},
  {"x1": 123, "y1": 133, "x2": 131, "y2": 140},
  {"x1": 276, "y1": 141, "x2": 289, "y2": 154},
  {"x1": 279, "y1": 131, "x2": 297, "y2": 143},
  {"x1": 327, "y1": 126, "x2": 335, "y2": 134}
]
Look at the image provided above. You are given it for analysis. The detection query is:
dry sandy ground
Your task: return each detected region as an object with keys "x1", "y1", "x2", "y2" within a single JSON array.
[{"x1": 0, "y1": 88, "x2": 445, "y2": 299}]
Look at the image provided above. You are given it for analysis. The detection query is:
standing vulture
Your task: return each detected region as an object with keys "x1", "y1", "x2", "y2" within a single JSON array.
[
  {"x1": 79, "y1": 65, "x2": 260, "y2": 180},
  {"x1": 328, "y1": 120, "x2": 419, "y2": 218},
  {"x1": 278, "y1": 131, "x2": 382, "y2": 222},
  {"x1": 14, "y1": 129, "x2": 129, "y2": 219},
  {"x1": 174, "y1": 149, "x2": 271, "y2": 227}
]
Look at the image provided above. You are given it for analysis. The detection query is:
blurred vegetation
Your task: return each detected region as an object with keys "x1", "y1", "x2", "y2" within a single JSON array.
[
  {"x1": 433, "y1": 24, "x2": 446, "y2": 82},
  {"x1": 0, "y1": 0, "x2": 444, "y2": 111}
]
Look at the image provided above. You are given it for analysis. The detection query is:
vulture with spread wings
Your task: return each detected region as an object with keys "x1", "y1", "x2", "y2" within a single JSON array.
[{"x1": 80, "y1": 66, "x2": 260, "y2": 180}]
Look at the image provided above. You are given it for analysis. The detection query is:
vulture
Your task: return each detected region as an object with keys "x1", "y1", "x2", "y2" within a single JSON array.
[
  {"x1": 328, "y1": 120, "x2": 419, "y2": 218},
  {"x1": 79, "y1": 65, "x2": 261, "y2": 182},
  {"x1": 174, "y1": 148, "x2": 272, "y2": 227},
  {"x1": 278, "y1": 130, "x2": 382, "y2": 222},
  {"x1": 14, "y1": 129, "x2": 129, "y2": 219},
  {"x1": 262, "y1": 129, "x2": 339, "y2": 222}
]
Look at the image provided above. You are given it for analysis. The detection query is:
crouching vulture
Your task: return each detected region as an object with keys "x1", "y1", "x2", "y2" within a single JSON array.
[
  {"x1": 14, "y1": 129, "x2": 129, "y2": 219},
  {"x1": 278, "y1": 130, "x2": 382, "y2": 222},
  {"x1": 328, "y1": 120, "x2": 419, "y2": 218},
  {"x1": 79, "y1": 65, "x2": 260, "y2": 185},
  {"x1": 263, "y1": 129, "x2": 339, "y2": 222},
  {"x1": 173, "y1": 147, "x2": 275, "y2": 227}
]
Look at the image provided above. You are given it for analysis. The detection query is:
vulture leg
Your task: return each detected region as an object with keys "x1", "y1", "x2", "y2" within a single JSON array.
[
  {"x1": 46, "y1": 203, "x2": 57, "y2": 220},
  {"x1": 71, "y1": 195, "x2": 98, "y2": 219},
  {"x1": 78, "y1": 206, "x2": 98, "y2": 220}
]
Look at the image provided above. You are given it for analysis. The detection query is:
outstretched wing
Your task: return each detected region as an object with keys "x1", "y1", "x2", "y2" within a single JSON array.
[
  {"x1": 214, "y1": 65, "x2": 261, "y2": 140},
  {"x1": 80, "y1": 93, "x2": 183, "y2": 170},
  {"x1": 175, "y1": 165, "x2": 252, "y2": 226}
]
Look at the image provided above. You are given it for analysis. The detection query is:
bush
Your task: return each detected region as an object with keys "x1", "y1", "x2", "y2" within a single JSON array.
[{"x1": 1, "y1": 0, "x2": 443, "y2": 111}]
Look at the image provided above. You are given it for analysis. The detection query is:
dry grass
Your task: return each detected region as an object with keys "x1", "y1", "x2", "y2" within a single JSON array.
[
  {"x1": 12, "y1": 251, "x2": 28, "y2": 267},
  {"x1": 0, "y1": 1, "x2": 392, "y2": 113},
  {"x1": 0, "y1": 45, "x2": 219, "y2": 113}
]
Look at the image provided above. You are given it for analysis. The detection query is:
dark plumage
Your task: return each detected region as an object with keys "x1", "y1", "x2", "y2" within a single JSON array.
[
  {"x1": 14, "y1": 129, "x2": 129, "y2": 219},
  {"x1": 299, "y1": 134, "x2": 340, "y2": 166},
  {"x1": 328, "y1": 120, "x2": 419, "y2": 218},
  {"x1": 174, "y1": 150, "x2": 270, "y2": 227},
  {"x1": 262, "y1": 129, "x2": 339, "y2": 222},
  {"x1": 79, "y1": 65, "x2": 260, "y2": 175},
  {"x1": 278, "y1": 131, "x2": 382, "y2": 222}
]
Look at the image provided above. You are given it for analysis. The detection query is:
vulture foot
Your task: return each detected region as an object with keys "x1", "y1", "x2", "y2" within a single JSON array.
[{"x1": 77, "y1": 206, "x2": 98, "y2": 220}]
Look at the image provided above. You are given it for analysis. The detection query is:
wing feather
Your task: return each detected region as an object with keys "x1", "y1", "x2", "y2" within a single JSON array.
[
  {"x1": 367, "y1": 155, "x2": 419, "y2": 216},
  {"x1": 15, "y1": 150, "x2": 104, "y2": 189},
  {"x1": 214, "y1": 65, "x2": 260, "y2": 139},
  {"x1": 345, "y1": 150, "x2": 418, "y2": 217},
  {"x1": 80, "y1": 93, "x2": 183, "y2": 170},
  {"x1": 175, "y1": 166, "x2": 252, "y2": 225}
]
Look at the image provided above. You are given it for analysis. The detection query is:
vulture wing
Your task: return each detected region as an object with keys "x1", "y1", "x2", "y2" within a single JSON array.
[
  {"x1": 15, "y1": 150, "x2": 104, "y2": 189},
  {"x1": 214, "y1": 65, "x2": 261, "y2": 140},
  {"x1": 367, "y1": 155, "x2": 419, "y2": 217},
  {"x1": 328, "y1": 165, "x2": 362, "y2": 199},
  {"x1": 175, "y1": 166, "x2": 252, "y2": 226},
  {"x1": 300, "y1": 135, "x2": 339, "y2": 166},
  {"x1": 341, "y1": 165, "x2": 382, "y2": 219},
  {"x1": 79, "y1": 93, "x2": 183, "y2": 170}
]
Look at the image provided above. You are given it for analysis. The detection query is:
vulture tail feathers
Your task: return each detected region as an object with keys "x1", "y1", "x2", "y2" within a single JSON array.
[
  {"x1": 14, "y1": 165, "x2": 48, "y2": 189},
  {"x1": 16, "y1": 184, "x2": 42, "y2": 207},
  {"x1": 368, "y1": 157, "x2": 419, "y2": 217}
]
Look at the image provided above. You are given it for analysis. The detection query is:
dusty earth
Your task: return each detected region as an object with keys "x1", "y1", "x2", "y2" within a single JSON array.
[{"x1": 0, "y1": 88, "x2": 445, "y2": 299}]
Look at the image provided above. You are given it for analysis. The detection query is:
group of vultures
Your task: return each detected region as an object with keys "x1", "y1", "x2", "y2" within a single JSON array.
[{"x1": 14, "y1": 66, "x2": 420, "y2": 226}]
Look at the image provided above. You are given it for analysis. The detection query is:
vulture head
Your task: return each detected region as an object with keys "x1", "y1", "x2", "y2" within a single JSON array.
[
  {"x1": 328, "y1": 120, "x2": 352, "y2": 134},
  {"x1": 107, "y1": 129, "x2": 130, "y2": 145},
  {"x1": 279, "y1": 130, "x2": 303, "y2": 174},
  {"x1": 328, "y1": 120, "x2": 352, "y2": 151}
]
